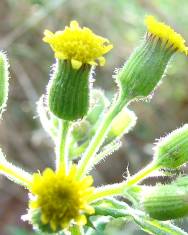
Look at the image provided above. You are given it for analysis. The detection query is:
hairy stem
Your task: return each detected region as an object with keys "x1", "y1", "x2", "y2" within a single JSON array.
[
  {"x1": 56, "y1": 120, "x2": 70, "y2": 171},
  {"x1": 0, "y1": 150, "x2": 32, "y2": 187},
  {"x1": 76, "y1": 98, "x2": 126, "y2": 179},
  {"x1": 88, "y1": 162, "x2": 158, "y2": 202}
]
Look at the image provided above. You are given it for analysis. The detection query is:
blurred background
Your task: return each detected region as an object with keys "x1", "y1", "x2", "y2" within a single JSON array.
[{"x1": 0, "y1": 0, "x2": 188, "y2": 234}]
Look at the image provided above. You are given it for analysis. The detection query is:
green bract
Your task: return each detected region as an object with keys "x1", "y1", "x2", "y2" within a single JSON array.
[
  {"x1": 117, "y1": 36, "x2": 174, "y2": 101},
  {"x1": 142, "y1": 184, "x2": 188, "y2": 220},
  {"x1": 154, "y1": 124, "x2": 188, "y2": 169},
  {"x1": 48, "y1": 60, "x2": 92, "y2": 121}
]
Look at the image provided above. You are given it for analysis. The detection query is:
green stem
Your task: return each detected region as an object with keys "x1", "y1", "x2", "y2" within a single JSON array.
[
  {"x1": 88, "y1": 162, "x2": 158, "y2": 202},
  {"x1": 126, "y1": 162, "x2": 159, "y2": 186},
  {"x1": 0, "y1": 150, "x2": 32, "y2": 187},
  {"x1": 94, "y1": 141, "x2": 121, "y2": 166},
  {"x1": 56, "y1": 120, "x2": 70, "y2": 171},
  {"x1": 69, "y1": 140, "x2": 89, "y2": 160},
  {"x1": 94, "y1": 206, "x2": 130, "y2": 218},
  {"x1": 76, "y1": 99, "x2": 126, "y2": 179}
]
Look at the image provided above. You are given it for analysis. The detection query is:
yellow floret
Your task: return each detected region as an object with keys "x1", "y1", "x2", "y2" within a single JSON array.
[
  {"x1": 145, "y1": 15, "x2": 188, "y2": 54},
  {"x1": 43, "y1": 20, "x2": 113, "y2": 69},
  {"x1": 29, "y1": 165, "x2": 95, "y2": 232}
]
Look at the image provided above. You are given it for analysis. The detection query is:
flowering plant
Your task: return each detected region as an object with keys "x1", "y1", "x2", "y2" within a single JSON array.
[{"x1": 1, "y1": 16, "x2": 188, "y2": 235}]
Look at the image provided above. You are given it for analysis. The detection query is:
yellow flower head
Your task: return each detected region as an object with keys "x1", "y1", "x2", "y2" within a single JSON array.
[
  {"x1": 43, "y1": 21, "x2": 113, "y2": 69},
  {"x1": 29, "y1": 165, "x2": 95, "y2": 233},
  {"x1": 145, "y1": 15, "x2": 188, "y2": 54}
]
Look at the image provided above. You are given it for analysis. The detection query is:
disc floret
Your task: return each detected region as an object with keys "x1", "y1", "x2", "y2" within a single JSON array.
[
  {"x1": 145, "y1": 15, "x2": 188, "y2": 54},
  {"x1": 43, "y1": 21, "x2": 113, "y2": 69}
]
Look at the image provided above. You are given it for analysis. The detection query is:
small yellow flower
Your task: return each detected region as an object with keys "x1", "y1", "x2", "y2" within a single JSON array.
[
  {"x1": 29, "y1": 165, "x2": 95, "y2": 232},
  {"x1": 145, "y1": 15, "x2": 188, "y2": 54},
  {"x1": 43, "y1": 21, "x2": 113, "y2": 69}
]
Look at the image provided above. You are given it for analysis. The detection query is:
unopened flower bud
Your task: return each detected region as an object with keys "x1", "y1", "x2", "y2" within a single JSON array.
[
  {"x1": 142, "y1": 184, "x2": 188, "y2": 220},
  {"x1": 87, "y1": 89, "x2": 109, "y2": 125},
  {"x1": 48, "y1": 60, "x2": 92, "y2": 120},
  {"x1": 72, "y1": 120, "x2": 91, "y2": 141},
  {"x1": 117, "y1": 16, "x2": 187, "y2": 102},
  {"x1": 108, "y1": 108, "x2": 137, "y2": 140},
  {"x1": 174, "y1": 176, "x2": 188, "y2": 189},
  {"x1": 154, "y1": 124, "x2": 188, "y2": 169}
]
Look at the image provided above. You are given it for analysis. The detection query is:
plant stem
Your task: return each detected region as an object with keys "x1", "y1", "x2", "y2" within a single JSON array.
[
  {"x1": 88, "y1": 162, "x2": 158, "y2": 202},
  {"x1": 76, "y1": 99, "x2": 125, "y2": 179},
  {"x1": 56, "y1": 120, "x2": 70, "y2": 171},
  {"x1": 0, "y1": 151, "x2": 32, "y2": 187},
  {"x1": 94, "y1": 141, "x2": 121, "y2": 166},
  {"x1": 125, "y1": 162, "x2": 159, "y2": 186}
]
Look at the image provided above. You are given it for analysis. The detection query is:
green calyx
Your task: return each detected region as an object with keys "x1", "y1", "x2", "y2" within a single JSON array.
[
  {"x1": 48, "y1": 60, "x2": 92, "y2": 121},
  {"x1": 117, "y1": 36, "x2": 174, "y2": 101},
  {"x1": 142, "y1": 184, "x2": 188, "y2": 220},
  {"x1": 154, "y1": 124, "x2": 188, "y2": 169}
]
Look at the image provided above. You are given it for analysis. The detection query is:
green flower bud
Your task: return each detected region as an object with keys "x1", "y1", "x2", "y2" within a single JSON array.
[
  {"x1": 48, "y1": 60, "x2": 92, "y2": 121},
  {"x1": 116, "y1": 16, "x2": 187, "y2": 102},
  {"x1": 0, "y1": 51, "x2": 9, "y2": 115},
  {"x1": 174, "y1": 176, "x2": 188, "y2": 188},
  {"x1": 108, "y1": 108, "x2": 137, "y2": 140},
  {"x1": 142, "y1": 184, "x2": 188, "y2": 220},
  {"x1": 72, "y1": 120, "x2": 91, "y2": 141},
  {"x1": 154, "y1": 124, "x2": 188, "y2": 169},
  {"x1": 86, "y1": 89, "x2": 109, "y2": 125},
  {"x1": 117, "y1": 36, "x2": 173, "y2": 101}
]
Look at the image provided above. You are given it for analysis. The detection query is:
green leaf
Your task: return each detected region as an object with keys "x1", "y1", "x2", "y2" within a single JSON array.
[
  {"x1": 86, "y1": 216, "x2": 111, "y2": 235},
  {"x1": 133, "y1": 213, "x2": 188, "y2": 235}
]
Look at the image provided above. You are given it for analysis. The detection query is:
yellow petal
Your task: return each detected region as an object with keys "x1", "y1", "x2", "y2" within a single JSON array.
[
  {"x1": 76, "y1": 214, "x2": 87, "y2": 226},
  {"x1": 44, "y1": 29, "x2": 54, "y2": 37},
  {"x1": 98, "y1": 56, "x2": 106, "y2": 66},
  {"x1": 50, "y1": 220, "x2": 57, "y2": 231},
  {"x1": 43, "y1": 30, "x2": 54, "y2": 42},
  {"x1": 55, "y1": 52, "x2": 68, "y2": 60},
  {"x1": 71, "y1": 59, "x2": 82, "y2": 70},
  {"x1": 103, "y1": 44, "x2": 113, "y2": 54},
  {"x1": 41, "y1": 214, "x2": 49, "y2": 224},
  {"x1": 84, "y1": 205, "x2": 95, "y2": 214},
  {"x1": 70, "y1": 20, "x2": 80, "y2": 29},
  {"x1": 88, "y1": 60, "x2": 97, "y2": 66}
]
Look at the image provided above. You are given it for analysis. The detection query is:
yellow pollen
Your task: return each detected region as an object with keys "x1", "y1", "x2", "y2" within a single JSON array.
[
  {"x1": 29, "y1": 165, "x2": 95, "y2": 233},
  {"x1": 43, "y1": 20, "x2": 113, "y2": 69},
  {"x1": 145, "y1": 15, "x2": 188, "y2": 54}
]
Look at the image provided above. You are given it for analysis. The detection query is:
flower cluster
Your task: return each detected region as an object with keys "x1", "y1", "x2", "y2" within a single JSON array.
[{"x1": 0, "y1": 15, "x2": 188, "y2": 235}]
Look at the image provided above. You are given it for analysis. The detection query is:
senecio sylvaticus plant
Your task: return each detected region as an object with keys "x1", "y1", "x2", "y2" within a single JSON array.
[{"x1": 0, "y1": 15, "x2": 188, "y2": 235}]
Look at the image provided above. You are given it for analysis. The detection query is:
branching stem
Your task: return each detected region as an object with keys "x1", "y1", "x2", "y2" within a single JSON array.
[
  {"x1": 76, "y1": 98, "x2": 126, "y2": 179},
  {"x1": 88, "y1": 162, "x2": 158, "y2": 202}
]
